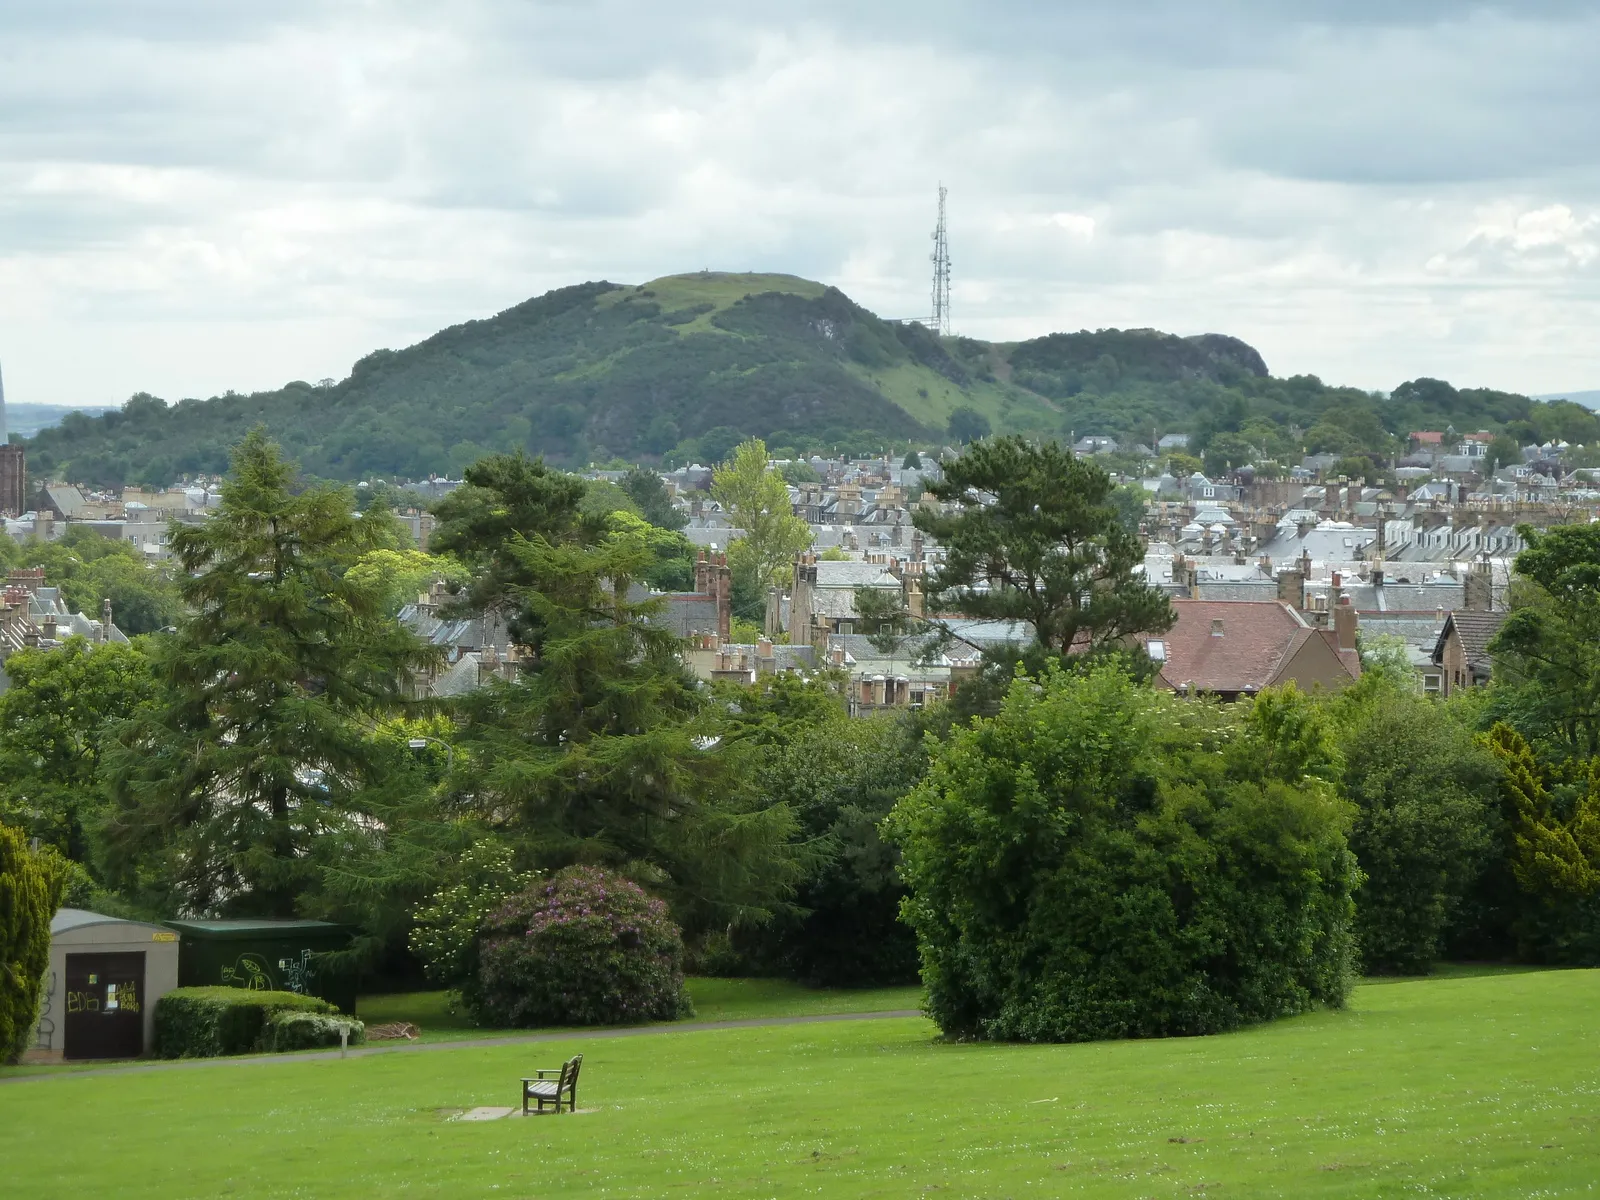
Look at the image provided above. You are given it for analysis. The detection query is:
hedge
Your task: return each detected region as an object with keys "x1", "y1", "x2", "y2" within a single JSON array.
[
  {"x1": 260, "y1": 1010, "x2": 366, "y2": 1053},
  {"x1": 153, "y1": 987, "x2": 335, "y2": 1058}
]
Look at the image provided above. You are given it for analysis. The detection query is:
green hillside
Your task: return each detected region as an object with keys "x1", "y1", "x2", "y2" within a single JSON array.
[
  {"x1": 22, "y1": 270, "x2": 1599, "y2": 486},
  {"x1": 24, "y1": 274, "x2": 1055, "y2": 486}
]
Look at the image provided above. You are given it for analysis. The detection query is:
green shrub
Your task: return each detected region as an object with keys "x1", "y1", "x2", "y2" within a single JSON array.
[
  {"x1": 260, "y1": 1010, "x2": 366, "y2": 1052},
  {"x1": 884, "y1": 667, "x2": 1359, "y2": 1043},
  {"x1": 153, "y1": 987, "x2": 333, "y2": 1058},
  {"x1": 475, "y1": 866, "x2": 693, "y2": 1027},
  {"x1": 1334, "y1": 688, "x2": 1499, "y2": 973},
  {"x1": 0, "y1": 823, "x2": 68, "y2": 1064}
]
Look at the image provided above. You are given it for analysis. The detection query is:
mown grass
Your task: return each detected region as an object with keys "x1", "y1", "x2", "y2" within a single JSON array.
[
  {"x1": 5, "y1": 969, "x2": 1599, "y2": 1197},
  {"x1": 355, "y1": 977, "x2": 923, "y2": 1042}
]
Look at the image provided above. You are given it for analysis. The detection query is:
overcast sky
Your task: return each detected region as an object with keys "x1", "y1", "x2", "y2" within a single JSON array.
[{"x1": 3, "y1": 1, "x2": 1599, "y2": 408}]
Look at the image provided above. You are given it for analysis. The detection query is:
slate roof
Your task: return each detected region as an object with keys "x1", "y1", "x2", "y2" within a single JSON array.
[{"x1": 650, "y1": 594, "x2": 723, "y2": 638}]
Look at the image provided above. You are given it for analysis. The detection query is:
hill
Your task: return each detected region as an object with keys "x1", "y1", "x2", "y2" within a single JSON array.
[{"x1": 20, "y1": 272, "x2": 1596, "y2": 486}]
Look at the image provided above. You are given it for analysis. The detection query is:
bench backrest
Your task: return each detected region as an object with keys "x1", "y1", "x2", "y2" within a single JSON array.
[{"x1": 560, "y1": 1055, "x2": 582, "y2": 1094}]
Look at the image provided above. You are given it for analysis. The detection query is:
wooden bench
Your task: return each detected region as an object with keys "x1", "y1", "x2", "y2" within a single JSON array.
[{"x1": 522, "y1": 1054, "x2": 582, "y2": 1115}]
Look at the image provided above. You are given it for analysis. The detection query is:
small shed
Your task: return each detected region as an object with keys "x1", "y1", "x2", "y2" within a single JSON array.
[
  {"x1": 162, "y1": 918, "x2": 357, "y2": 1014},
  {"x1": 29, "y1": 909, "x2": 181, "y2": 1061}
]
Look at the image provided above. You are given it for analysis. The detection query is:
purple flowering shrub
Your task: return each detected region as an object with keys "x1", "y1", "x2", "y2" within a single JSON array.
[{"x1": 474, "y1": 866, "x2": 693, "y2": 1027}]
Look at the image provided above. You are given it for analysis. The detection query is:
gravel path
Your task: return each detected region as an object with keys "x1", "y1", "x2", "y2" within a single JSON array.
[{"x1": 0, "y1": 1008, "x2": 926, "y2": 1085}]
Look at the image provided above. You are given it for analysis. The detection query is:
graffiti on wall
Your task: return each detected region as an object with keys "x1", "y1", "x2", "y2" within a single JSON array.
[
  {"x1": 220, "y1": 954, "x2": 274, "y2": 991},
  {"x1": 219, "y1": 949, "x2": 317, "y2": 995},
  {"x1": 32, "y1": 969, "x2": 57, "y2": 1051}
]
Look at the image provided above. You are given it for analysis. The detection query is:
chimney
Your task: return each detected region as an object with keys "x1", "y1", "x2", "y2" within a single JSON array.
[
  {"x1": 1333, "y1": 596, "x2": 1358, "y2": 652},
  {"x1": 101, "y1": 596, "x2": 113, "y2": 642},
  {"x1": 715, "y1": 554, "x2": 732, "y2": 644},
  {"x1": 1331, "y1": 571, "x2": 1343, "y2": 611},
  {"x1": 907, "y1": 577, "x2": 924, "y2": 619},
  {"x1": 1464, "y1": 558, "x2": 1493, "y2": 612},
  {"x1": 1277, "y1": 565, "x2": 1306, "y2": 610}
]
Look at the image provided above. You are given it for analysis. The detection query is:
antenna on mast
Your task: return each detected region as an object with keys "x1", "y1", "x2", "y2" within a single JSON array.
[{"x1": 929, "y1": 184, "x2": 951, "y2": 337}]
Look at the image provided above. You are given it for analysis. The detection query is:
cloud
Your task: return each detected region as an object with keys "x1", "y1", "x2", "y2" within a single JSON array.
[{"x1": 1, "y1": 0, "x2": 1599, "y2": 406}]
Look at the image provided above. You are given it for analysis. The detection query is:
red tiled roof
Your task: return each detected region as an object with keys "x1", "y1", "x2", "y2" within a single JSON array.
[
  {"x1": 1153, "y1": 600, "x2": 1357, "y2": 694},
  {"x1": 1410, "y1": 431, "x2": 1445, "y2": 444}
]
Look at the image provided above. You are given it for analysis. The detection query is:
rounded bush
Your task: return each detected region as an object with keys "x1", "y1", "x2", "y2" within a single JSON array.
[{"x1": 475, "y1": 866, "x2": 691, "y2": 1027}]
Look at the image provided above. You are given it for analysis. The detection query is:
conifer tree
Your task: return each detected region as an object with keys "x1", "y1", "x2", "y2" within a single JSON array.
[
  {"x1": 100, "y1": 431, "x2": 437, "y2": 917},
  {"x1": 913, "y1": 437, "x2": 1172, "y2": 655},
  {"x1": 1, "y1": 823, "x2": 67, "y2": 1064},
  {"x1": 1481, "y1": 723, "x2": 1600, "y2": 897},
  {"x1": 452, "y1": 509, "x2": 803, "y2": 933}
]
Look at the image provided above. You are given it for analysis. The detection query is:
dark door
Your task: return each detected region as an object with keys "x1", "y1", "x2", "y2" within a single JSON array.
[{"x1": 64, "y1": 952, "x2": 146, "y2": 1060}]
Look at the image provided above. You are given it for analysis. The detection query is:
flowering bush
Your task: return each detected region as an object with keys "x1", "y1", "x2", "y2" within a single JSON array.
[{"x1": 474, "y1": 866, "x2": 693, "y2": 1027}]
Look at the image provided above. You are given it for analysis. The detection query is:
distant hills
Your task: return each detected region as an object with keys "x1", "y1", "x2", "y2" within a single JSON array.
[
  {"x1": 6, "y1": 403, "x2": 115, "y2": 440},
  {"x1": 1535, "y1": 390, "x2": 1600, "y2": 411},
  {"x1": 20, "y1": 272, "x2": 1589, "y2": 487}
]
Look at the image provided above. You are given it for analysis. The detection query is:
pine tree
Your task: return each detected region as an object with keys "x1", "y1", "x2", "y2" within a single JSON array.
[
  {"x1": 914, "y1": 436, "x2": 1173, "y2": 654},
  {"x1": 1, "y1": 823, "x2": 67, "y2": 1064},
  {"x1": 99, "y1": 431, "x2": 438, "y2": 917}
]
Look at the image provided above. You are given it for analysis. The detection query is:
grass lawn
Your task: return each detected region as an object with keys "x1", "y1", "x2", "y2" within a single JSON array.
[
  {"x1": 5, "y1": 969, "x2": 1599, "y2": 1197},
  {"x1": 355, "y1": 977, "x2": 923, "y2": 1042}
]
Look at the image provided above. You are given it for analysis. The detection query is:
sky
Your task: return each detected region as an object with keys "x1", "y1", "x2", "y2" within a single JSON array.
[{"x1": 2, "y1": 0, "x2": 1598, "y2": 408}]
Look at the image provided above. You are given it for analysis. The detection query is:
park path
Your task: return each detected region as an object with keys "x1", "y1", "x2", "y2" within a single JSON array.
[{"x1": 0, "y1": 1008, "x2": 925, "y2": 1086}]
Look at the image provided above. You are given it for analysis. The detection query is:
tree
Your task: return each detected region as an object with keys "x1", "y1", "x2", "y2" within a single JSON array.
[
  {"x1": 711, "y1": 438, "x2": 812, "y2": 593},
  {"x1": 913, "y1": 437, "x2": 1173, "y2": 655},
  {"x1": 1485, "y1": 433, "x2": 1523, "y2": 475},
  {"x1": 345, "y1": 548, "x2": 469, "y2": 617},
  {"x1": 7, "y1": 528, "x2": 181, "y2": 636},
  {"x1": 1332, "y1": 684, "x2": 1499, "y2": 973},
  {"x1": 99, "y1": 431, "x2": 439, "y2": 917},
  {"x1": 742, "y1": 712, "x2": 924, "y2": 986},
  {"x1": 903, "y1": 450, "x2": 922, "y2": 469},
  {"x1": 428, "y1": 451, "x2": 591, "y2": 645},
  {"x1": 946, "y1": 406, "x2": 990, "y2": 444},
  {"x1": 1491, "y1": 524, "x2": 1600, "y2": 757},
  {"x1": 1, "y1": 823, "x2": 68, "y2": 1064},
  {"x1": 1202, "y1": 432, "x2": 1258, "y2": 477},
  {"x1": 620, "y1": 466, "x2": 688, "y2": 531},
  {"x1": 884, "y1": 665, "x2": 1358, "y2": 1042},
  {"x1": 0, "y1": 639, "x2": 153, "y2": 864},
  {"x1": 449, "y1": 508, "x2": 805, "y2": 935},
  {"x1": 1481, "y1": 724, "x2": 1600, "y2": 899}
]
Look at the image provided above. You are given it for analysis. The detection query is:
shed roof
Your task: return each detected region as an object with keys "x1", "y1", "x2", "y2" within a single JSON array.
[
  {"x1": 50, "y1": 907, "x2": 171, "y2": 936},
  {"x1": 161, "y1": 918, "x2": 347, "y2": 938}
]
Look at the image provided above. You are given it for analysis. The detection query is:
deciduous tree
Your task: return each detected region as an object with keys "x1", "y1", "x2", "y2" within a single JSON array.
[{"x1": 711, "y1": 438, "x2": 811, "y2": 592}]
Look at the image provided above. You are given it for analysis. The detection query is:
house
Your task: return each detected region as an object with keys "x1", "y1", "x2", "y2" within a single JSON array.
[
  {"x1": 1431, "y1": 610, "x2": 1508, "y2": 696},
  {"x1": 781, "y1": 554, "x2": 914, "y2": 647},
  {"x1": 1150, "y1": 598, "x2": 1361, "y2": 701},
  {"x1": 682, "y1": 636, "x2": 816, "y2": 684}
]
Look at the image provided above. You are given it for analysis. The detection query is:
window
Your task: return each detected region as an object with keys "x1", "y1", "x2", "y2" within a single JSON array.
[
  {"x1": 1423, "y1": 673, "x2": 1442, "y2": 694},
  {"x1": 1146, "y1": 639, "x2": 1166, "y2": 661}
]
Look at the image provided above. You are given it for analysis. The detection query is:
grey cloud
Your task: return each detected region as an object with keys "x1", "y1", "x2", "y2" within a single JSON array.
[{"x1": 2, "y1": 0, "x2": 1600, "y2": 403}]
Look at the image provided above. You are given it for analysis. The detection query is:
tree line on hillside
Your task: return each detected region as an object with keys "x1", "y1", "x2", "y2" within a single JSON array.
[
  {"x1": 7, "y1": 431, "x2": 1600, "y2": 1061},
  {"x1": 21, "y1": 275, "x2": 1594, "y2": 490}
]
